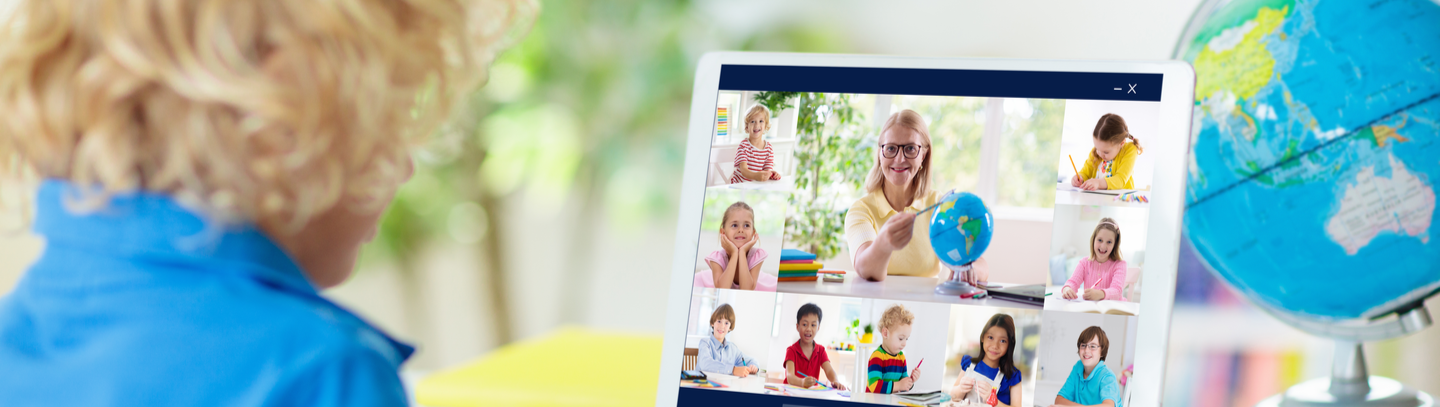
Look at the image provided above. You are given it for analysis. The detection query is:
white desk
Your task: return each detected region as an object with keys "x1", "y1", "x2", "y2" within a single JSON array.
[
  {"x1": 720, "y1": 178, "x2": 795, "y2": 192},
  {"x1": 1042, "y1": 285, "x2": 1141, "y2": 316},
  {"x1": 777, "y1": 272, "x2": 1042, "y2": 309},
  {"x1": 682, "y1": 371, "x2": 775, "y2": 394},
  {"x1": 1054, "y1": 183, "x2": 1149, "y2": 208}
]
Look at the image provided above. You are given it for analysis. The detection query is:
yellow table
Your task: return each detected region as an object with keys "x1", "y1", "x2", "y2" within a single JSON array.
[{"x1": 417, "y1": 328, "x2": 662, "y2": 407}]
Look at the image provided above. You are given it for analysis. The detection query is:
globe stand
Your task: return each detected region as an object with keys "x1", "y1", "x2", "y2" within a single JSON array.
[
  {"x1": 936, "y1": 262, "x2": 985, "y2": 298},
  {"x1": 1256, "y1": 304, "x2": 1434, "y2": 407}
]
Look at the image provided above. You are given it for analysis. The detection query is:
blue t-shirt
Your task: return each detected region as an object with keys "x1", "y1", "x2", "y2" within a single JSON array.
[
  {"x1": 1058, "y1": 360, "x2": 1123, "y2": 407},
  {"x1": 0, "y1": 181, "x2": 414, "y2": 406},
  {"x1": 960, "y1": 354, "x2": 1022, "y2": 405}
]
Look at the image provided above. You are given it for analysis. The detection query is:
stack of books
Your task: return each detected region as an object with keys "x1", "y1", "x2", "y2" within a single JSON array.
[{"x1": 778, "y1": 249, "x2": 821, "y2": 282}]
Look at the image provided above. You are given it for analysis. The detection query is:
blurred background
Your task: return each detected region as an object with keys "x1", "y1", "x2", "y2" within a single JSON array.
[{"x1": 1, "y1": 1, "x2": 1435, "y2": 406}]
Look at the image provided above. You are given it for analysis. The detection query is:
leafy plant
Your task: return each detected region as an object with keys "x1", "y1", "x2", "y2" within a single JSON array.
[
  {"x1": 754, "y1": 91, "x2": 872, "y2": 260},
  {"x1": 844, "y1": 318, "x2": 861, "y2": 342}
]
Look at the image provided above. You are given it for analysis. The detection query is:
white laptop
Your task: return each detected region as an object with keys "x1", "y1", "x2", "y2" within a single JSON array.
[{"x1": 659, "y1": 52, "x2": 1194, "y2": 407}]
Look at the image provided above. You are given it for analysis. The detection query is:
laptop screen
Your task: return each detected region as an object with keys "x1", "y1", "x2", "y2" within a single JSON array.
[{"x1": 678, "y1": 64, "x2": 1163, "y2": 407}]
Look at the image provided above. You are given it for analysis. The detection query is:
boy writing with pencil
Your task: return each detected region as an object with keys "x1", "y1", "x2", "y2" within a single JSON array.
[
  {"x1": 785, "y1": 303, "x2": 847, "y2": 390},
  {"x1": 867, "y1": 304, "x2": 921, "y2": 394}
]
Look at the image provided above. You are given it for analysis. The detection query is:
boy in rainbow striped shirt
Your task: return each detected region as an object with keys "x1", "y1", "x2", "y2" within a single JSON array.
[{"x1": 866, "y1": 304, "x2": 921, "y2": 393}]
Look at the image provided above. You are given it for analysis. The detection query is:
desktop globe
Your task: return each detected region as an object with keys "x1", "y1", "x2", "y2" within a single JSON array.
[
  {"x1": 928, "y1": 191, "x2": 993, "y2": 297},
  {"x1": 1177, "y1": 0, "x2": 1439, "y2": 405}
]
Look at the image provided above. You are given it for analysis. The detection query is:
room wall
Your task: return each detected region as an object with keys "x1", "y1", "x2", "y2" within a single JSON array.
[{"x1": 683, "y1": 288, "x2": 777, "y2": 371}]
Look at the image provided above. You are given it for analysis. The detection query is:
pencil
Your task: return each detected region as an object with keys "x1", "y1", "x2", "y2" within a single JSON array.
[
  {"x1": 795, "y1": 371, "x2": 830, "y2": 390},
  {"x1": 914, "y1": 200, "x2": 943, "y2": 216},
  {"x1": 1069, "y1": 155, "x2": 1081, "y2": 178}
]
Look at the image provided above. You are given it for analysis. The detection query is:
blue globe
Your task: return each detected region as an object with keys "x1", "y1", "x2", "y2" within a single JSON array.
[
  {"x1": 929, "y1": 192, "x2": 994, "y2": 267},
  {"x1": 1179, "y1": 0, "x2": 1440, "y2": 323}
]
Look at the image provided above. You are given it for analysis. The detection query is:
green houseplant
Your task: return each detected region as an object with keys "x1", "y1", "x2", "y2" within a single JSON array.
[{"x1": 753, "y1": 91, "x2": 872, "y2": 261}]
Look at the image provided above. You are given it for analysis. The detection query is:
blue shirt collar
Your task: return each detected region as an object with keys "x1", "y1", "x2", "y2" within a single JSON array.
[
  {"x1": 1076, "y1": 360, "x2": 1111, "y2": 381},
  {"x1": 34, "y1": 180, "x2": 315, "y2": 294},
  {"x1": 31, "y1": 180, "x2": 414, "y2": 361}
]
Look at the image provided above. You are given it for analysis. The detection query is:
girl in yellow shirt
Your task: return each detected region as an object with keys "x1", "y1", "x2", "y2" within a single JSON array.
[{"x1": 1072, "y1": 113, "x2": 1144, "y2": 190}]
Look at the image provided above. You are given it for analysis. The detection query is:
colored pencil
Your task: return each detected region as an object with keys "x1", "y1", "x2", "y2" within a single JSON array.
[
  {"x1": 795, "y1": 371, "x2": 830, "y2": 390},
  {"x1": 1069, "y1": 155, "x2": 1081, "y2": 178},
  {"x1": 914, "y1": 200, "x2": 943, "y2": 216}
]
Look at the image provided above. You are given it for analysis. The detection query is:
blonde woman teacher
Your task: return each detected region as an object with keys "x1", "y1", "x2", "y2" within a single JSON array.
[{"x1": 846, "y1": 110, "x2": 990, "y2": 282}]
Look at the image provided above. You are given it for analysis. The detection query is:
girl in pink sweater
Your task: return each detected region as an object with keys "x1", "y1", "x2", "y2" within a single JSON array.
[{"x1": 1062, "y1": 218, "x2": 1128, "y2": 301}]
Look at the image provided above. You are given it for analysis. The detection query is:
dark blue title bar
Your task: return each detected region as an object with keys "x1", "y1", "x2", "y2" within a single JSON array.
[{"x1": 719, "y1": 65, "x2": 1163, "y2": 102}]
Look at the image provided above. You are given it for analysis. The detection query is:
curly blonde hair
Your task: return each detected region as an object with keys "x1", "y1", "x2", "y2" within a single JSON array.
[
  {"x1": 0, "y1": 0, "x2": 534, "y2": 232},
  {"x1": 878, "y1": 303, "x2": 914, "y2": 331}
]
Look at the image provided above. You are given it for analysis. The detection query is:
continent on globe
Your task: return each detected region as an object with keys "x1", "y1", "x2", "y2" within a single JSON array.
[
  {"x1": 1363, "y1": 123, "x2": 1410, "y2": 148},
  {"x1": 938, "y1": 200, "x2": 955, "y2": 214},
  {"x1": 953, "y1": 216, "x2": 972, "y2": 255},
  {"x1": 1193, "y1": 5, "x2": 1287, "y2": 105},
  {"x1": 1324, "y1": 154, "x2": 1436, "y2": 255},
  {"x1": 959, "y1": 218, "x2": 984, "y2": 255}
]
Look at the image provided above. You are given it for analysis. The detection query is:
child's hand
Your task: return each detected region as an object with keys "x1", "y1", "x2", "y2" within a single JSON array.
[
  {"x1": 770, "y1": 171, "x2": 782, "y2": 181},
  {"x1": 732, "y1": 366, "x2": 750, "y2": 377},
  {"x1": 1071, "y1": 174, "x2": 1083, "y2": 187},
  {"x1": 1084, "y1": 288, "x2": 1106, "y2": 301},
  {"x1": 749, "y1": 365, "x2": 759, "y2": 374},
  {"x1": 954, "y1": 376, "x2": 975, "y2": 396},
  {"x1": 1062, "y1": 286, "x2": 1077, "y2": 299},
  {"x1": 897, "y1": 377, "x2": 915, "y2": 392},
  {"x1": 741, "y1": 235, "x2": 759, "y2": 254},
  {"x1": 833, "y1": 381, "x2": 847, "y2": 391},
  {"x1": 1081, "y1": 178, "x2": 1107, "y2": 190},
  {"x1": 911, "y1": 367, "x2": 921, "y2": 383},
  {"x1": 720, "y1": 233, "x2": 738, "y2": 256},
  {"x1": 801, "y1": 376, "x2": 816, "y2": 388},
  {"x1": 973, "y1": 379, "x2": 993, "y2": 400}
]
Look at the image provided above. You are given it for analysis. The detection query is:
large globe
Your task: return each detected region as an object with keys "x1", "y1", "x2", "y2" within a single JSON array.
[
  {"x1": 929, "y1": 191, "x2": 994, "y2": 267},
  {"x1": 1178, "y1": 0, "x2": 1440, "y2": 324}
]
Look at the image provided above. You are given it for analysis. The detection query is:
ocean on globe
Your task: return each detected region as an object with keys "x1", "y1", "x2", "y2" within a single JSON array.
[
  {"x1": 1178, "y1": 0, "x2": 1440, "y2": 322},
  {"x1": 929, "y1": 192, "x2": 994, "y2": 267}
]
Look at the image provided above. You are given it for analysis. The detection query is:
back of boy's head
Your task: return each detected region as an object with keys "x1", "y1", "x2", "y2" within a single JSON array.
[
  {"x1": 0, "y1": 0, "x2": 532, "y2": 231},
  {"x1": 878, "y1": 304, "x2": 914, "y2": 332},
  {"x1": 1092, "y1": 113, "x2": 1143, "y2": 154},
  {"x1": 976, "y1": 313, "x2": 1018, "y2": 376},
  {"x1": 1090, "y1": 217, "x2": 1124, "y2": 261},
  {"x1": 797, "y1": 303, "x2": 822, "y2": 323},
  {"x1": 1077, "y1": 326, "x2": 1110, "y2": 361},
  {"x1": 710, "y1": 304, "x2": 737, "y2": 329},
  {"x1": 744, "y1": 105, "x2": 771, "y2": 132}
]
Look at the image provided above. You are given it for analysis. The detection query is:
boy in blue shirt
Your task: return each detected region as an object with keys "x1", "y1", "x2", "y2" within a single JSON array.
[
  {"x1": 1056, "y1": 326, "x2": 1123, "y2": 407},
  {"x1": 696, "y1": 304, "x2": 758, "y2": 377},
  {"x1": 0, "y1": 0, "x2": 528, "y2": 405}
]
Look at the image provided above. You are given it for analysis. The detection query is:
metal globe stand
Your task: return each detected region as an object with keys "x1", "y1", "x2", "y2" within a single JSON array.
[
  {"x1": 1255, "y1": 302, "x2": 1434, "y2": 407},
  {"x1": 935, "y1": 262, "x2": 985, "y2": 298}
]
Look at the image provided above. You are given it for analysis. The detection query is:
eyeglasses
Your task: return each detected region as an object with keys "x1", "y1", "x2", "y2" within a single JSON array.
[
  {"x1": 880, "y1": 143, "x2": 926, "y2": 159},
  {"x1": 1079, "y1": 344, "x2": 1102, "y2": 351}
]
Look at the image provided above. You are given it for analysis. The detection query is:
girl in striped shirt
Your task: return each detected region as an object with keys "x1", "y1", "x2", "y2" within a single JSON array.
[{"x1": 731, "y1": 105, "x2": 782, "y2": 183}]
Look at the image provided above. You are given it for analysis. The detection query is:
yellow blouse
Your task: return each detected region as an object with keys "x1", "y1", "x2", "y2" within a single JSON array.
[
  {"x1": 844, "y1": 189, "x2": 944, "y2": 277},
  {"x1": 1079, "y1": 142, "x2": 1140, "y2": 190}
]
